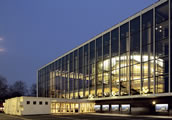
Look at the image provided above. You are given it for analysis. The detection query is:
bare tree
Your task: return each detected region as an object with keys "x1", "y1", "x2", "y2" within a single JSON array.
[
  {"x1": 9, "y1": 80, "x2": 28, "y2": 97},
  {"x1": 29, "y1": 83, "x2": 36, "y2": 97},
  {"x1": 0, "y1": 75, "x2": 8, "y2": 102}
]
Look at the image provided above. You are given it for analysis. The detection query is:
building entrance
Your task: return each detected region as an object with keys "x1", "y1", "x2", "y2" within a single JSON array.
[{"x1": 51, "y1": 102, "x2": 95, "y2": 113}]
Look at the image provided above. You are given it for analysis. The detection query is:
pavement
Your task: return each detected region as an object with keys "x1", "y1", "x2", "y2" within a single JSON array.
[{"x1": 1, "y1": 113, "x2": 172, "y2": 120}]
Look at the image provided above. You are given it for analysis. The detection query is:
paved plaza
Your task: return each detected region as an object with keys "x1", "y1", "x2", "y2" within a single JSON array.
[{"x1": 0, "y1": 113, "x2": 172, "y2": 120}]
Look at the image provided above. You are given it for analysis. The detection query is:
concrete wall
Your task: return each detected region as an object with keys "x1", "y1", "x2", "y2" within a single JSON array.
[
  {"x1": 3, "y1": 97, "x2": 94, "y2": 115},
  {"x1": 3, "y1": 97, "x2": 51, "y2": 116},
  {"x1": 3, "y1": 97, "x2": 22, "y2": 115},
  {"x1": 21, "y1": 97, "x2": 51, "y2": 115}
]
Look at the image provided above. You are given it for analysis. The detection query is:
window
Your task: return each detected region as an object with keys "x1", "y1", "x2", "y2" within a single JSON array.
[
  {"x1": 111, "y1": 28, "x2": 119, "y2": 56},
  {"x1": 130, "y1": 16, "x2": 140, "y2": 52},
  {"x1": 90, "y1": 40, "x2": 95, "y2": 63},
  {"x1": 103, "y1": 32, "x2": 110, "y2": 58},
  {"x1": 94, "y1": 105, "x2": 101, "y2": 112},
  {"x1": 120, "y1": 22, "x2": 129, "y2": 53},
  {"x1": 26, "y1": 101, "x2": 30, "y2": 105},
  {"x1": 111, "y1": 105, "x2": 119, "y2": 112},
  {"x1": 142, "y1": 9, "x2": 154, "y2": 94},
  {"x1": 39, "y1": 101, "x2": 42, "y2": 105},
  {"x1": 96, "y1": 37, "x2": 102, "y2": 60},
  {"x1": 45, "y1": 102, "x2": 48, "y2": 105},
  {"x1": 121, "y1": 104, "x2": 130, "y2": 112},
  {"x1": 33, "y1": 101, "x2": 36, "y2": 105},
  {"x1": 155, "y1": 104, "x2": 168, "y2": 112},
  {"x1": 155, "y1": 1, "x2": 169, "y2": 93},
  {"x1": 102, "y1": 105, "x2": 109, "y2": 112}
]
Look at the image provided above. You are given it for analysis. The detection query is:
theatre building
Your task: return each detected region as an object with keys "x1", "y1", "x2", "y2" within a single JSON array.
[{"x1": 38, "y1": 0, "x2": 172, "y2": 114}]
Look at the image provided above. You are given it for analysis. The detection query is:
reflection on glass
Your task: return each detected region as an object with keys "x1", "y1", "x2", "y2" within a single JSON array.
[
  {"x1": 104, "y1": 87, "x2": 110, "y2": 97},
  {"x1": 111, "y1": 105, "x2": 119, "y2": 112},
  {"x1": 155, "y1": 104, "x2": 168, "y2": 112},
  {"x1": 51, "y1": 103, "x2": 95, "y2": 113},
  {"x1": 97, "y1": 88, "x2": 102, "y2": 97},
  {"x1": 121, "y1": 104, "x2": 130, "y2": 112},
  {"x1": 38, "y1": 1, "x2": 169, "y2": 99},
  {"x1": 155, "y1": 1, "x2": 169, "y2": 93},
  {"x1": 53, "y1": 54, "x2": 164, "y2": 98},
  {"x1": 94, "y1": 105, "x2": 101, "y2": 112},
  {"x1": 102, "y1": 105, "x2": 109, "y2": 112}
]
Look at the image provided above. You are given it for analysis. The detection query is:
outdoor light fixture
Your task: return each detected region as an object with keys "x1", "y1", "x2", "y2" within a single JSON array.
[{"x1": 152, "y1": 101, "x2": 156, "y2": 105}]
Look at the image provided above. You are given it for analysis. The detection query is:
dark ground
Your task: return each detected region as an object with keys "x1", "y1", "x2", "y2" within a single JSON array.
[{"x1": 0, "y1": 113, "x2": 172, "y2": 120}]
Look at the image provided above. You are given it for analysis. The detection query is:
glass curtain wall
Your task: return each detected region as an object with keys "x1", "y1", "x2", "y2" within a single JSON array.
[
  {"x1": 69, "y1": 53, "x2": 74, "y2": 99},
  {"x1": 38, "y1": 0, "x2": 171, "y2": 99},
  {"x1": 155, "y1": 1, "x2": 169, "y2": 93},
  {"x1": 120, "y1": 23, "x2": 130, "y2": 96},
  {"x1": 56, "y1": 60, "x2": 60, "y2": 98},
  {"x1": 74, "y1": 50, "x2": 78, "y2": 98},
  {"x1": 90, "y1": 41, "x2": 96, "y2": 97},
  {"x1": 130, "y1": 16, "x2": 141, "y2": 95},
  {"x1": 79, "y1": 47, "x2": 84, "y2": 98},
  {"x1": 62, "y1": 57, "x2": 65, "y2": 98},
  {"x1": 111, "y1": 28, "x2": 119, "y2": 96},
  {"x1": 103, "y1": 33, "x2": 110, "y2": 97},
  {"x1": 64, "y1": 56, "x2": 68, "y2": 98},
  {"x1": 96, "y1": 37, "x2": 103, "y2": 97},
  {"x1": 84, "y1": 45, "x2": 89, "y2": 98},
  {"x1": 50, "y1": 63, "x2": 56, "y2": 98},
  {"x1": 45, "y1": 65, "x2": 50, "y2": 97},
  {"x1": 142, "y1": 10, "x2": 154, "y2": 94}
]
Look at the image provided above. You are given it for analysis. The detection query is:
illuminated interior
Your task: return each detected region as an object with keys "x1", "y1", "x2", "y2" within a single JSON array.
[
  {"x1": 51, "y1": 102, "x2": 95, "y2": 113},
  {"x1": 49, "y1": 54, "x2": 164, "y2": 98},
  {"x1": 38, "y1": 0, "x2": 169, "y2": 99}
]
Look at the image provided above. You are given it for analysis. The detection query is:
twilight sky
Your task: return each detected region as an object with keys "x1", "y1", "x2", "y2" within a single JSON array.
[{"x1": 0, "y1": 0, "x2": 158, "y2": 87}]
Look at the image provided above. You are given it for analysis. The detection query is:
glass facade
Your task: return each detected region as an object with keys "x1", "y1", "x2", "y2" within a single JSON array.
[
  {"x1": 38, "y1": 0, "x2": 171, "y2": 99},
  {"x1": 51, "y1": 102, "x2": 95, "y2": 113}
]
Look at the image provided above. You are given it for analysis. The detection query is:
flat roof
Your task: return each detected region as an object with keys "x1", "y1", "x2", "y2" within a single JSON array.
[
  {"x1": 88, "y1": 93, "x2": 172, "y2": 101},
  {"x1": 4, "y1": 96, "x2": 94, "y2": 103},
  {"x1": 39, "y1": 0, "x2": 167, "y2": 71}
]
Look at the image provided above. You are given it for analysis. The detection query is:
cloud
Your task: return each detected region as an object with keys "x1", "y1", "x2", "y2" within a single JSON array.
[
  {"x1": 0, "y1": 48, "x2": 5, "y2": 52},
  {"x1": 0, "y1": 37, "x2": 3, "y2": 41}
]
